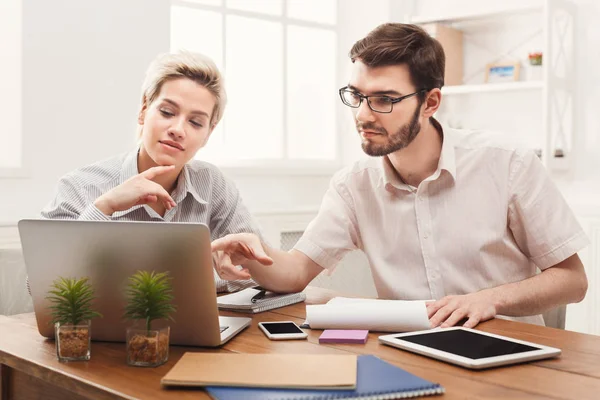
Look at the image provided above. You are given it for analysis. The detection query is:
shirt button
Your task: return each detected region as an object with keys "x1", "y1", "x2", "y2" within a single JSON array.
[
  {"x1": 423, "y1": 234, "x2": 428, "y2": 239},
  {"x1": 419, "y1": 196, "x2": 424, "y2": 201}
]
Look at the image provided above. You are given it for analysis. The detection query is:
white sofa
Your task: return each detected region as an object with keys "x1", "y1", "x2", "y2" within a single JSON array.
[{"x1": 0, "y1": 247, "x2": 33, "y2": 315}]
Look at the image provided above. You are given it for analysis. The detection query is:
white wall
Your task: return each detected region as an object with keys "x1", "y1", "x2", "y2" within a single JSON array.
[
  {"x1": 571, "y1": 0, "x2": 600, "y2": 182},
  {"x1": 0, "y1": 0, "x2": 22, "y2": 171},
  {"x1": 0, "y1": 0, "x2": 170, "y2": 222}
]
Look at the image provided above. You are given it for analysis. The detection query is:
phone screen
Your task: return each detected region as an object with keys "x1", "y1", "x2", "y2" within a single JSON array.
[{"x1": 261, "y1": 322, "x2": 304, "y2": 335}]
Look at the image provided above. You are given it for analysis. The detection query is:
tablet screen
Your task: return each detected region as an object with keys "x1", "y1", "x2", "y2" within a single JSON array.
[{"x1": 394, "y1": 329, "x2": 541, "y2": 359}]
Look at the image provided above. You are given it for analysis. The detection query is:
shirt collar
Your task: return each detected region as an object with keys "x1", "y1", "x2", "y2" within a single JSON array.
[
  {"x1": 173, "y1": 164, "x2": 208, "y2": 205},
  {"x1": 381, "y1": 121, "x2": 457, "y2": 190},
  {"x1": 438, "y1": 122, "x2": 457, "y2": 180}
]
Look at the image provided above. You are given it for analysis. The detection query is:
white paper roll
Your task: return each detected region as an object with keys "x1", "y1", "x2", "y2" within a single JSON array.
[{"x1": 306, "y1": 298, "x2": 431, "y2": 332}]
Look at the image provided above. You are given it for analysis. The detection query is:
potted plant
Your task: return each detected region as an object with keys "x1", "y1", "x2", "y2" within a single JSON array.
[
  {"x1": 124, "y1": 271, "x2": 176, "y2": 367},
  {"x1": 46, "y1": 277, "x2": 102, "y2": 361},
  {"x1": 528, "y1": 51, "x2": 543, "y2": 66}
]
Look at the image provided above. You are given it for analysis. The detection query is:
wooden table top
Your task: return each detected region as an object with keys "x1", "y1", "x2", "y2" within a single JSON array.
[{"x1": 1, "y1": 292, "x2": 599, "y2": 400}]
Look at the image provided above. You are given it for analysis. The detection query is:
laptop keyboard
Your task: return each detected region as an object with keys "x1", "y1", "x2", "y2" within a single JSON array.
[{"x1": 220, "y1": 326, "x2": 229, "y2": 333}]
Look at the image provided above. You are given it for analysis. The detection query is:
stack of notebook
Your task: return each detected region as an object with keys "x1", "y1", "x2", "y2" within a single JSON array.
[
  {"x1": 162, "y1": 353, "x2": 444, "y2": 400},
  {"x1": 217, "y1": 286, "x2": 306, "y2": 313}
]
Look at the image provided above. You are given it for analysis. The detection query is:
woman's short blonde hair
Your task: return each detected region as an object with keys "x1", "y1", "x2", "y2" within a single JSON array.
[{"x1": 139, "y1": 51, "x2": 227, "y2": 129}]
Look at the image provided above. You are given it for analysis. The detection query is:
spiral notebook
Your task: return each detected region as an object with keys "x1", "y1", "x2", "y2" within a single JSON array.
[
  {"x1": 217, "y1": 286, "x2": 306, "y2": 313},
  {"x1": 204, "y1": 355, "x2": 444, "y2": 400}
]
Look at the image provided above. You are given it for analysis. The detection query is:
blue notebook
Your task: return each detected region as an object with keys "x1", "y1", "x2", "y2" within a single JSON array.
[{"x1": 205, "y1": 355, "x2": 444, "y2": 400}]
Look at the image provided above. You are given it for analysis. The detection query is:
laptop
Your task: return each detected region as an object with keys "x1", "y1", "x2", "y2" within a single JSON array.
[{"x1": 18, "y1": 219, "x2": 251, "y2": 347}]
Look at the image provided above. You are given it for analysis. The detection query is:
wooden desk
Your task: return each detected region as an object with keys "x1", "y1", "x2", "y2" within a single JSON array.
[{"x1": 1, "y1": 300, "x2": 600, "y2": 399}]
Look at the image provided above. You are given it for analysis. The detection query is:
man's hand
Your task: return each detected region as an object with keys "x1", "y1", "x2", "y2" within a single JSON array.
[
  {"x1": 427, "y1": 291, "x2": 498, "y2": 329},
  {"x1": 211, "y1": 233, "x2": 274, "y2": 280},
  {"x1": 94, "y1": 165, "x2": 177, "y2": 216}
]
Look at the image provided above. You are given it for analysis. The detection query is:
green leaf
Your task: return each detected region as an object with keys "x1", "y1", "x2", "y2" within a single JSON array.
[
  {"x1": 123, "y1": 271, "x2": 176, "y2": 330},
  {"x1": 45, "y1": 277, "x2": 103, "y2": 326}
]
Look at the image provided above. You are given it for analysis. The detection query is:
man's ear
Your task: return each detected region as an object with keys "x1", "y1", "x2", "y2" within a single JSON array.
[
  {"x1": 138, "y1": 96, "x2": 148, "y2": 125},
  {"x1": 422, "y1": 88, "x2": 442, "y2": 119}
]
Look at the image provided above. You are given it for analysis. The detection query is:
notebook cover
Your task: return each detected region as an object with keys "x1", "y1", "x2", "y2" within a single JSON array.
[
  {"x1": 161, "y1": 353, "x2": 357, "y2": 389},
  {"x1": 319, "y1": 330, "x2": 369, "y2": 344},
  {"x1": 204, "y1": 355, "x2": 444, "y2": 400}
]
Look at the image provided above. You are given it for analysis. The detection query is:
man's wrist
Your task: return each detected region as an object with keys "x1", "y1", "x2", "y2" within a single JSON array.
[{"x1": 483, "y1": 287, "x2": 504, "y2": 315}]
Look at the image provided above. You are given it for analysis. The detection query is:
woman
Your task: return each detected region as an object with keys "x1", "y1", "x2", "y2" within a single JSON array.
[{"x1": 41, "y1": 51, "x2": 269, "y2": 291}]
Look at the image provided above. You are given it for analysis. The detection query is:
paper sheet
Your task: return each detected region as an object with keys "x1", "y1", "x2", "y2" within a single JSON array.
[
  {"x1": 305, "y1": 297, "x2": 431, "y2": 332},
  {"x1": 217, "y1": 287, "x2": 261, "y2": 306}
]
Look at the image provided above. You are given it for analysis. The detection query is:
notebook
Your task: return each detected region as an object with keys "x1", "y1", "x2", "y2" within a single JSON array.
[
  {"x1": 204, "y1": 355, "x2": 444, "y2": 400},
  {"x1": 161, "y1": 353, "x2": 357, "y2": 389},
  {"x1": 217, "y1": 286, "x2": 306, "y2": 313}
]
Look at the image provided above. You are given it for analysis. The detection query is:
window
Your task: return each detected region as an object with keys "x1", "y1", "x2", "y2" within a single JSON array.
[
  {"x1": 170, "y1": 0, "x2": 338, "y2": 168},
  {"x1": 0, "y1": 0, "x2": 23, "y2": 177}
]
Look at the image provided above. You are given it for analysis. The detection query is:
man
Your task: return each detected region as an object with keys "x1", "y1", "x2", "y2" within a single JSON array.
[{"x1": 212, "y1": 23, "x2": 589, "y2": 328}]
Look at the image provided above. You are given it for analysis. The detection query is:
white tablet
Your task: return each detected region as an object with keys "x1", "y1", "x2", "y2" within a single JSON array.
[{"x1": 379, "y1": 327, "x2": 561, "y2": 370}]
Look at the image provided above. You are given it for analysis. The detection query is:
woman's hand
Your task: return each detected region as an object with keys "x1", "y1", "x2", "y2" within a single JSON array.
[{"x1": 94, "y1": 165, "x2": 177, "y2": 216}]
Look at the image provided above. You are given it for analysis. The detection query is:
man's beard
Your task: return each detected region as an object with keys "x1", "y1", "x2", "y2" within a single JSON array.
[{"x1": 359, "y1": 101, "x2": 422, "y2": 157}]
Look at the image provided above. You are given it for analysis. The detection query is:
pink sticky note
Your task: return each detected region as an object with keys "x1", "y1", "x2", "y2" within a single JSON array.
[{"x1": 319, "y1": 329, "x2": 369, "y2": 344}]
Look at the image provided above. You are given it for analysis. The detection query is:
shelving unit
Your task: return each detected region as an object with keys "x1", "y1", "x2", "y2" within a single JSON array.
[
  {"x1": 409, "y1": 4, "x2": 542, "y2": 25},
  {"x1": 408, "y1": 0, "x2": 576, "y2": 173},
  {"x1": 442, "y1": 81, "x2": 543, "y2": 95}
]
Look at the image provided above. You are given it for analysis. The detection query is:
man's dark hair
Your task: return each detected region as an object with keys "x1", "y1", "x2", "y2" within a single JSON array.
[{"x1": 349, "y1": 23, "x2": 445, "y2": 92}]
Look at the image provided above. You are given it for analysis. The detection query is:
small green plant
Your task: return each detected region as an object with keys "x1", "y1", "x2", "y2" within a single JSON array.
[
  {"x1": 46, "y1": 277, "x2": 102, "y2": 326},
  {"x1": 124, "y1": 271, "x2": 176, "y2": 334}
]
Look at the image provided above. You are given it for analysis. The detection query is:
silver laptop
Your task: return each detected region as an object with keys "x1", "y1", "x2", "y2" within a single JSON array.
[{"x1": 18, "y1": 219, "x2": 251, "y2": 346}]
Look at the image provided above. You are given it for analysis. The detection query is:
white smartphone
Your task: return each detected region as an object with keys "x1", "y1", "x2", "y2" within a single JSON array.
[{"x1": 258, "y1": 321, "x2": 308, "y2": 340}]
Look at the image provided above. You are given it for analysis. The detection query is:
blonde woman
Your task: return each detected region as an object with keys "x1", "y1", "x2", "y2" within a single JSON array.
[{"x1": 41, "y1": 51, "x2": 270, "y2": 291}]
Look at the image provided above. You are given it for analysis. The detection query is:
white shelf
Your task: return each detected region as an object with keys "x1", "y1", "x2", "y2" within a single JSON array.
[
  {"x1": 442, "y1": 81, "x2": 543, "y2": 95},
  {"x1": 409, "y1": 4, "x2": 542, "y2": 25}
]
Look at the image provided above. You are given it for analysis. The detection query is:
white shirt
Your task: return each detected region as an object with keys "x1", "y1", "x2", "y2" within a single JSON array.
[{"x1": 294, "y1": 126, "x2": 590, "y2": 325}]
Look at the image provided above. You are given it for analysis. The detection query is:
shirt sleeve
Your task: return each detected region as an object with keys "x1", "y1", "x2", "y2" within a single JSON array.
[
  {"x1": 507, "y1": 150, "x2": 590, "y2": 270},
  {"x1": 208, "y1": 173, "x2": 262, "y2": 240},
  {"x1": 40, "y1": 175, "x2": 110, "y2": 221},
  {"x1": 293, "y1": 171, "x2": 361, "y2": 271},
  {"x1": 208, "y1": 171, "x2": 263, "y2": 293}
]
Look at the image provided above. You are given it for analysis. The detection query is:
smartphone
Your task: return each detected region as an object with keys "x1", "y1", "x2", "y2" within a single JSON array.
[{"x1": 258, "y1": 321, "x2": 308, "y2": 340}]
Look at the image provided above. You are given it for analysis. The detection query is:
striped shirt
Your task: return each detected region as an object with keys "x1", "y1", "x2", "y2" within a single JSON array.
[{"x1": 40, "y1": 148, "x2": 259, "y2": 293}]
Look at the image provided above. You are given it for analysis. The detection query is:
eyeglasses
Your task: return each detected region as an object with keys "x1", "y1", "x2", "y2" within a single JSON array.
[{"x1": 339, "y1": 87, "x2": 428, "y2": 114}]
